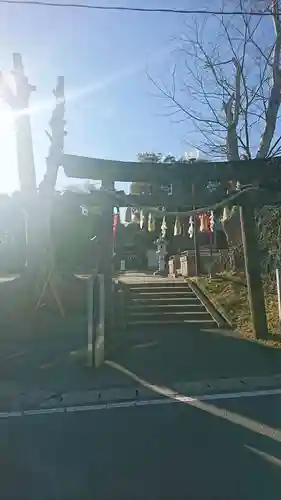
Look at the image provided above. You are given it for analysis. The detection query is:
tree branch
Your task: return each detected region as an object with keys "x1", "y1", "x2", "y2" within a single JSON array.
[{"x1": 256, "y1": 0, "x2": 281, "y2": 158}]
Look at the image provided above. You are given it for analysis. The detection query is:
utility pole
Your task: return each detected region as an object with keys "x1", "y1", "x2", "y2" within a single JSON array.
[
  {"x1": 39, "y1": 76, "x2": 65, "y2": 193},
  {"x1": 0, "y1": 54, "x2": 37, "y2": 275},
  {"x1": 36, "y1": 77, "x2": 66, "y2": 315},
  {"x1": 11, "y1": 53, "x2": 37, "y2": 195},
  {"x1": 240, "y1": 200, "x2": 268, "y2": 339}
]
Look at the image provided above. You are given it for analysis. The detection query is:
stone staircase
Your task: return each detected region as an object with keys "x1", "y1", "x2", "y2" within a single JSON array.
[{"x1": 123, "y1": 280, "x2": 216, "y2": 326}]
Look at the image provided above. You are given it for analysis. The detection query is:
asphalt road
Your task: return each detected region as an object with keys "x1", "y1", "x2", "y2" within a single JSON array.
[{"x1": 1, "y1": 393, "x2": 281, "y2": 500}]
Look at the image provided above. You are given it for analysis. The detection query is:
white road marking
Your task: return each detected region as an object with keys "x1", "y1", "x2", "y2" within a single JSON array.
[
  {"x1": 24, "y1": 407, "x2": 65, "y2": 416},
  {"x1": 6, "y1": 350, "x2": 27, "y2": 360},
  {"x1": 245, "y1": 445, "x2": 281, "y2": 466},
  {"x1": 174, "y1": 387, "x2": 281, "y2": 403},
  {"x1": 0, "y1": 386, "x2": 280, "y2": 419}
]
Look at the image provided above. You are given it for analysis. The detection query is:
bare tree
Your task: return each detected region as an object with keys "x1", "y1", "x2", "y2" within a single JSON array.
[
  {"x1": 148, "y1": 0, "x2": 281, "y2": 244},
  {"x1": 150, "y1": 0, "x2": 281, "y2": 161}
]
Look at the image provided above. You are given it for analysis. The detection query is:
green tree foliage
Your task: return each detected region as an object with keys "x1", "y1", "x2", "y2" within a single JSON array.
[
  {"x1": 130, "y1": 152, "x2": 188, "y2": 195},
  {"x1": 137, "y1": 152, "x2": 163, "y2": 163},
  {"x1": 130, "y1": 182, "x2": 151, "y2": 195}
]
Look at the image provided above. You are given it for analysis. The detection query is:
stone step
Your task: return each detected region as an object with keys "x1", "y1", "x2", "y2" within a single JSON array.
[
  {"x1": 131, "y1": 297, "x2": 200, "y2": 305},
  {"x1": 129, "y1": 293, "x2": 196, "y2": 301},
  {"x1": 127, "y1": 319, "x2": 216, "y2": 325},
  {"x1": 129, "y1": 303, "x2": 206, "y2": 312},
  {"x1": 127, "y1": 281, "x2": 187, "y2": 288},
  {"x1": 129, "y1": 285, "x2": 191, "y2": 292},
  {"x1": 128, "y1": 311, "x2": 212, "y2": 323},
  {"x1": 130, "y1": 289, "x2": 194, "y2": 296}
]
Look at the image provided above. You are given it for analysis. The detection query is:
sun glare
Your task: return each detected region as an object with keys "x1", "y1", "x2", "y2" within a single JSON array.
[{"x1": 0, "y1": 103, "x2": 19, "y2": 194}]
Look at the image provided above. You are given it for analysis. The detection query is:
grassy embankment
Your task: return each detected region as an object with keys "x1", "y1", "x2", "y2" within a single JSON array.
[{"x1": 196, "y1": 272, "x2": 281, "y2": 347}]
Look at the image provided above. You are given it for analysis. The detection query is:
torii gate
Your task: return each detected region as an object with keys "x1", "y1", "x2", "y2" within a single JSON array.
[
  {"x1": 1, "y1": 52, "x2": 277, "y2": 348},
  {"x1": 61, "y1": 153, "x2": 281, "y2": 342}
]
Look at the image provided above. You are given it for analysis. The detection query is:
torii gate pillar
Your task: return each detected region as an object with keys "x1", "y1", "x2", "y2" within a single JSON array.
[{"x1": 98, "y1": 179, "x2": 114, "y2": 357}]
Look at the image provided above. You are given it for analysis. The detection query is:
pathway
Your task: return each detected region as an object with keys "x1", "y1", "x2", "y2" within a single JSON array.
[{"x1": 0, "y1": 271, "x2": 281, "y2": 413}]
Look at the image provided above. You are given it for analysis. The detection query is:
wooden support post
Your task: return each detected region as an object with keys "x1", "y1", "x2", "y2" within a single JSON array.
[
  {"x1": 98, "y1": 179, "x2": 114, "y2": 358},
  {"x1": 192, "y1": 184, "x2": 200, "y2": 276},
  {"x1": 87, "y1": 273, "x2": 105, "y2": 367},
  {"x1": 87, "y1": 274, "x2": 95, "y2": 367},
  {"x1": 94, "y1": 274, "x2": 105, "y2": 367},
  {"x1": 276, "y1": 268, "x2": 281, "y2": 332},
  {"x1": 193, "y1": 219, "x2": 201, "y2": 277},
  {"x1": 240, "y1": 202, "x2": 268, "y2": 339}
]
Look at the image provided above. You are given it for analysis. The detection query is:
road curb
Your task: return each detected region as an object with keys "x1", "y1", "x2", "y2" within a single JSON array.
[
  {"x1": 175, "y1": 373, "x2": 281, "y2": 395},
  {"x1": 2, "y1": 373, "x2": 281, "y2": 413}
]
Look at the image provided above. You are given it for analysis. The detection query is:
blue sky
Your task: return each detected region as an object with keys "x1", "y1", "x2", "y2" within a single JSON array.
[{"x1": 0, "y1": 0, "x2": 212, "y2": 194}]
